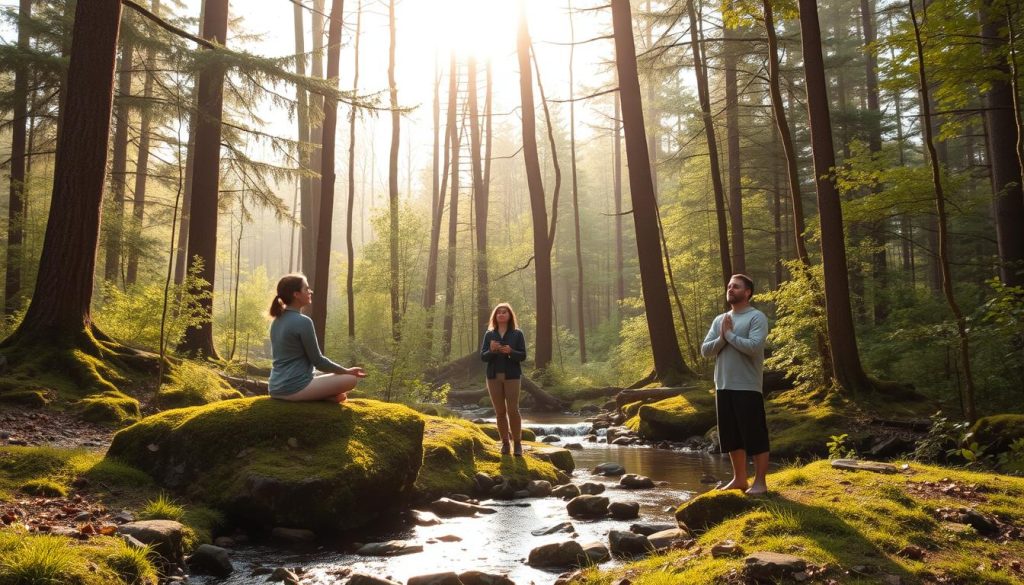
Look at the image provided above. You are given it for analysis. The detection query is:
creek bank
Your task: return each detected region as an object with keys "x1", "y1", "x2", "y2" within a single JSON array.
[{"x1": 564, "y1": 459, "x2": 1024, "y2": 585}]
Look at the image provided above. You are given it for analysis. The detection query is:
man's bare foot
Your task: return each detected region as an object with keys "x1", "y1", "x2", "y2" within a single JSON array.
[
  {"x1": 716, "y1": 478, "x2": 748, "y2": 491},
  {"x1": 745, "y1": 482, "x2": 768, "y2": 496}
]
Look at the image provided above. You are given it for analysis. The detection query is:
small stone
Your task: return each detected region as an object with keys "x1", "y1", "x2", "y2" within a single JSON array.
[
  {"x1": 608, "y1": 501, "x2": 640, "y2": 520},
  {"x1": 897, "y1": 544, "x2": 925, "y2": 560},
  {"x1": 146, "y1": 444, "x2": 159, "y2": 452},
  {"x1": 830, "y1": 459, "x2": 898, "y2": 474},
  {"x1": 542, "y1": 436, "x2": 561, "y2": 443},
  {"x1": 435, "y1": 534, "x2": 462, "y2": 542},
  {"x1": 458, "y1": 571, "x2": 515, "y2": 585},
  {"x1": 711, "y1": 539, "x2": 744, "y2": 558},
  {"x1": 566, "y1": 495, "x2": 609, "y2": 518},
  {"x1": 213, "y1": 536, "x2": 235, "y2": 548},
  {"x1": 608, "y1": 530, "x2": 652, "y2": 555},
  {"x1": 592, "y1": 462, "x2": 626, "y2": 476},
  {"x1": 271, "y1": 527, "x2": 316, "y2": 544},
  {"x1": 187, "y1": 544, "x2": 233, "y2": 578},
  {"x1": 647, "y1": 528, "x2": 689, "y2": 551},
  {"x1": 564, "y1": 443, "x2": 583, "y2": 450},
  {"x1": 474, "y1": 472, "x2": 495, "y2": 493},
  {"x1": 531, "y1": 521, "x2": 575, "y2": 536},
  {"x1": 410, "y1": 509, "x2": 443, "y2": 526},
  {"x1": 578, "y1": 482, "x2": 605, "y2": 495},
  {"x1": 527, "y1": 540, "x2": 587, "y2": 568},
  {"x1": 552, "y1": 484, "x2": 581, "y2": 500},
  {"x1": 355, "y1": 540, "x2": 423, "y2": 556},
  {"x1": 526, "y1": 480, "x2": 552, "y2": 498},
  {"x1": 429, "y1": 497, "x2": 496, "y2": 517},
  {"x1": 287, "y1": 437, "x2": 299, "y2": 448},
  {"x1": 269, "y1": 567, "x2": 300, "y2": 584},
  {"x1": 619, "y1": 474, "x2": 655, "y2": 489},
  {"x1": 407, "y1": 571, "x2": 464, "y2": 585},
  {"x1": 744, "y1": 552, "x2": 807, "y2": 580},
  {"x1": 580, "y1": 541, "x2": 611, "y2": 564}
]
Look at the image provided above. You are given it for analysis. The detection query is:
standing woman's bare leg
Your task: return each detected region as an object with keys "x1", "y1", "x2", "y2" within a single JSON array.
[
  {"x1": 486, "y1": 376, "x2": 510, "y2": 444},
  {"x1": 505, "y1": 378, "x2": 522, "y2": 454},
  {"x1": 277, "y1": 374, "x2": 360, "y2": 402}
]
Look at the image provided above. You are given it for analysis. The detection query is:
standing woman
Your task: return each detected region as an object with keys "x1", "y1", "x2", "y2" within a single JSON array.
[
  {"x1": 480, "y1": 302, "x2": 528, "y2": 455},
  {"x1": 268, "y1": 274, "x2": 366, "y2": 402}
]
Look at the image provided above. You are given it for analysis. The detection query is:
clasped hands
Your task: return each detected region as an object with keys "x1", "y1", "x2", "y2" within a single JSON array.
[
  {"x1": 489, "y1": 340, "x2": 512, "y2": 355},
  {"x1": 720, "y1": 314, "x2": 734, "y2": 339}
]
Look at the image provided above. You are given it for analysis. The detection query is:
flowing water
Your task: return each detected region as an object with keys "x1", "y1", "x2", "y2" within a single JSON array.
[{"x1": 191, "y1": 413, "x2": 736, "y2": 585}]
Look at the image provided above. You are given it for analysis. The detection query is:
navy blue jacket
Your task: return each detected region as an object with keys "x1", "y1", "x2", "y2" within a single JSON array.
[{"x1": 480, "y1": 328, "x2": 527, "y2": 379}]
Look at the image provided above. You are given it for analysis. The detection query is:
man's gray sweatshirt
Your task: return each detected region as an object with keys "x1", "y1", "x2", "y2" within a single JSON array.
[{"x1": 700, "y1": 306, "x2": 769, "y2": 392}]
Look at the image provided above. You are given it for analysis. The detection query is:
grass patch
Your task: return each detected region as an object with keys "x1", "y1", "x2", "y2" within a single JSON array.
[
  {"x1": 0, "y1": 530, "x2": 159, "y2": 585},
  {"x1": 138, "y1": 493, "x2": 184, "y2": 522},
  {"x1": 578, "y1": 460, "x2": 1024, "y2": 585},
  {"x1": 156, "y1": 360, "x2": 242, "y2": 409},
  {"x1": 19, "y1": 478, "x2": 68, "y2": 498}
]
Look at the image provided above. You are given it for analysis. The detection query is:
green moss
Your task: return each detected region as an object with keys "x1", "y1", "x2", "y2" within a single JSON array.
[
  {"x1": 156, "y1": 360, "x2": 243, "y2": 409},
  {"x1": 77, "y1": 391, "x2": 141, "y2": 425},
  {"x1": 107, "y1": 397, "x2": 425, "y2": 534},
  {"x1": 20, "y1": 478, "x2": 68, "y2": 497},
  {"x1": 579, "y1": 460, "x2": 1024, "y2": 585},
  {"x1": 0, "y1": 388, "x2": 53, "y2": 407},
  {"x1": 969, "y1": 414, "x2": 1024, "y2": 454},
  {"x1": 0, "y1": 530, "x2": 157, "y2": 585},
  {"x1": 475, "y1": 423, "x2": 537, "y2": 442},
  {"x1": 624, "y1": 389, "x2": 718, "y2": 440},
  {"x1": 415, "y1": 416, "x2": 562, "y2": 499}
]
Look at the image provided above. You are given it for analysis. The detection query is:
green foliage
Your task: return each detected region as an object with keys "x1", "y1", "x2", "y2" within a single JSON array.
[
  {"x1": 93, "y1": 261, "x2": 211, "y2": 353},
  {"x1": 213, "y1": 266, "x2": 273, "y2": 362},
  {"x1": 826, "y1": 433, "x2": 856, "y2": 460},
  {"x1": 609, "y1": 311, "x2": 656, "y2": 386},
  {"x1": 0, "y1": 533, "x2": 78, "y2": 585},
  {"x1": 138, "y1": 493, "x2": 184, "y2": 522},
  {"x1": 761, "y1": 261, "x2": 827, "y2": 387},
  {"x1": 912, "y1": 411, "x2": 972, "y2": 464},
  {"x1": 101, "y1": 538, "x2": 156, "y2": 585}
]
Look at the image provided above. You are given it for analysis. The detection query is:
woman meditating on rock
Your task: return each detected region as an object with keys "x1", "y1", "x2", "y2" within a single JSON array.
[
  {"x1": 480, "y1": 302, "x2": 528, "y2": 456},
  {"x1": 267, "y1": 274, "x2": 366, "y2": 402}
]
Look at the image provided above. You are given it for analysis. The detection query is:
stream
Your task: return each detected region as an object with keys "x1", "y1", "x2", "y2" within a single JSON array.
[{"x1": 191, "y1": 412, "x2": 736, "y2": 585}]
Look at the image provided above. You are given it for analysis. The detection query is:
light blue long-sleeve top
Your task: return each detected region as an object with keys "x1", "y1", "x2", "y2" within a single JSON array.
[
  {"x1": 700, "y1": 306, "x2": 769, "y2": 392},
  {"x1": 268, "y1": 308, "x2": 345, "y2": 396}
]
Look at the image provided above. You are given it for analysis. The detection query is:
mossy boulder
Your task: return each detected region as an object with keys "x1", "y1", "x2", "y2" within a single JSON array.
[
  {"x1": 969, "y1": 414, "x2": 1024, "y2": 454},
  {"x1": 106, "y1": 397, "x2": 425, "y2": 534},
  {"x1": 156, "y1": 361, "x2": 243, "y2": 409},
  {"x1": 476, "y1": 424, "x2": 537, "y2": 442},
  {"x1": 77, "y1": 391, "x2": 141, "y2": 424},
  {"x1": 675, "y1": 491, "x2": 761, "y2": 532},
  {"x1": 624, "y1": 390, "x2": 718, "y2": 440},
  {"x1": 415, "y1": 417, "x2": 563, "y2": 499}
]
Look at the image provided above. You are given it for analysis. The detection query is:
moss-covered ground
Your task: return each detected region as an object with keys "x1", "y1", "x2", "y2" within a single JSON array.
[{"x1": 571, "y1": 459, "x2": 1024, "y2": 585}]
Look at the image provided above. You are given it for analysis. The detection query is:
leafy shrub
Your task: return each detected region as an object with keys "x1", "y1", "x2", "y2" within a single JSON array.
[{"x1": 761, "y1": 261, "x2": 828, "y2": 387}]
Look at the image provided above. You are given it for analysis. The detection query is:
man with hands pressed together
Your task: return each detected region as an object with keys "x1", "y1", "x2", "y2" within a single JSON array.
[{"x1": 701, "y1": 274, "x2": 771, "y2": 495}]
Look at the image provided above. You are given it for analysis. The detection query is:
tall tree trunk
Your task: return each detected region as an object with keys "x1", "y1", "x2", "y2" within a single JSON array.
[
  {"x1": 173, "y1": 0, "x2": 205, "y2": 286},
  {"x1": 568, "y1": 0, "x2": 586, "y2": 362},
  {"x1": 723, "y1": 22, "x2": 745, "y2": 275},
  {"x1": 981, "y1": 0, "x2": 1024, "y2": 287},
  {"x1": 441, "y1": 96, "x2": 462, "y2": 361},
  {"x1": 517, "y1": 0, "x2": 553, "y2": 369},
  {"x1": 469, "y1": 56, "x2": 490, "y2": 335},
  {"x1": 293, "y1": 0, "x2": 312, "y2": 277},
  {"x1": 424, "y1": 55, "x2": 455, "y2": 339},
  {"x1": 4, "y1": 0, "x2": 32, "y2": 314},
  {"x1": 178, "y1": 0, "x2": 228, "y2": 359},
  {"x1": 611, "y1": 0, "x2": 691, "y2": 383},
  {"x1": 860, "y1": 0, "x2": 888, "y2": 322},
  {"x1": 104, "y1": 24, "x2": 134, "y2": 283},
  {"x1": 126, "y1": 0, "x2": 160, "y2": 285},
  {"x1": 645, "y1": 0, "x2": 659, "y2": 200},
  {"x1": 686, "y1": 0, "x2": 731, "y2": 287},
  {"x1": 306, "y1": 0, "x2": 326, "y2": 285},
  {"x1": 346, "y1": 0, "x2": 361, "y2": 340},
  {"x1": 798, "y1": 0, "x2": 873, "y2": 394},
  {"x1": 387, "y1": 0, "x2": 401, "y2": 339},
  {"x1": 910, "y1": 0, "x2": 977, "y2": 421},
  {"x1": 310, "y1": 0, "x2": 344, "y2": 348},
  {"x1": 613, "y1": 89, "x2": 625, "y2": 304},
  {"x1": 3, "y1": 0, "x2": 121, "y2": 344}
]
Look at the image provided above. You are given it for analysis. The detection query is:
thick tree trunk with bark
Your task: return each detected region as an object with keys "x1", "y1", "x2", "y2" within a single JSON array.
[
  {"x1": 173, "y1": 0, "x2": 206, "y2": 286},
  {"x1": 441, "y1": 85, "x2": 462, "y2": 361},
  {"x1": 686, "y1": 0, "x2": 731, "y2": 287},
  {"x1": 861, "y1": 0, "x2": 888, "y2": 322},
  {"x1": 798, "y1": 0, "x2": 873, "y2": 394},
  {"x1": 613, "y1": 90, "x2": 625, "y2": 304},
  {"x1": 424, "y1": 55, "x2": 456, "y2": 338},
  {"x1": 469, "y1": 57, "x2": 490, "y2": 335},
  {"x1": 3, "y1": 0, "x2": 121, "y2": 343},
  {"x1": 723, "y1": 23, "x2": 745, "y2": 275},
  {"x1": 4, "y1": 0, "x2": 32, "y2": 314},
  {"x1": 910, "y1": 0, "x2": 977, "y2": 421},
  {"x1": 179, "y1": 0, "x2": 229, "y2": 359},
  {"x1": 310, "y1": 0, "x2": 344, "y2": 348},
  {"x1": 387, "y1": 0, "x2": 401, "y2": 339},
  {"x1": 568, "y1": 0, "x2": 586, "y2": 362},
  {"x1": 103, "y1": 28, "x2": 135, "y2": 283},
  {"x1": 126, "y1": 0, "x2": 160, "y2": 285},
  {"x1": 611, "y1": 0, "x2": 691, "y2": 384},
  {"x1": 517, "y1": 0, "x2": 553, "y2": 370},
  {"x1": 305, "y1": 0, "x2": 326, "y2": 285},
  {"x1": 346, "y1": 0, "x2": 361, "y2": 340},
  {"x1": 293, "y1": 0, "x2": 312, "y2": 279},
  {"x1": 981, "y1": 0, "x2": 1024, "y2": 287}
]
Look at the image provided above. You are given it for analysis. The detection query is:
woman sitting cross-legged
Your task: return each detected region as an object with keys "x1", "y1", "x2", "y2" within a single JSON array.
[{"x1": 267, "y1": 274, "x2": 366, "y2": 402}]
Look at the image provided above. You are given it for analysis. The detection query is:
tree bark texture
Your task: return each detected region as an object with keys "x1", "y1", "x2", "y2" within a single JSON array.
[
  {"x1": 4, "y1": 0, "x2": 32, "y2": 314},
  {"x1": 441, "y1": 81, "x2": 462, "y2": 361},
  {"x1": 860, "y1": 0, "x2": 888, "y2": 322},
  {"x1": 469, "y1": 57, "x2": 490, "y2": 335},
  {"x1": 4, "y1": 0, "x2": 121, "y2": 342},
  {"x1": 178, "y1": 0, "x2": 228, "y2": 359},
  {"x1": 346, "y1": 0, "x2": 361, "y2": 340},
  {"x1": 293, "y1": 0, "x2": 313, "y2": 279},
  {"x1": 310, "y1": 0, "x2": 344, "y2": 348},
  {"x1": 103, "y1": 26, "x2": 134, "y2": 283},
  {"x1": 517, "y1": 0, "x2": 553, "y2": 370},
  {"x1": 798, "y1": 0, "x2": 873, "y2": 393},
  {"x1": 424, "y1": 54, "x2": 456, "y2": 339},
  {"x1": 387, "y1": 0, "x2": 401, "y2": 340},
  {"x1": 613, "y1": 89, "x2": 625, "y2": 303},
  {"x1": 723, "y1": 23, "x2": 745, "y2": 275},
  {"x1": 568, "y1": 0, "x2": 587, "y2": 362},
  {"x1": 611, "y1": 0, "x2": 691, "y2": 383}
]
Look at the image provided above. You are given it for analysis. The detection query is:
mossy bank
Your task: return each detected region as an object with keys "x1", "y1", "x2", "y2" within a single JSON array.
[{"x1": 571, "y1": 459, "x2": 1024, "y2": 584}]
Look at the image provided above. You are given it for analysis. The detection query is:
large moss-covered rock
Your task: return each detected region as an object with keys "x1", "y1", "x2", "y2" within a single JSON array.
[
  {"x1": 106, "y1": 397, "x2": 424, "y2": 534},
  {"x1": 675, "y1": 491, "x2": 761, "y2": 532},
  {"x1": 415, "y1": 417, "x2": 562, "y2": 499},
  {"x1": 624, "y1": 389, "x2": 717, "y2": 441},
  {"x1": 969, "y1": 414, "x2": 1024, "y2": 454}
]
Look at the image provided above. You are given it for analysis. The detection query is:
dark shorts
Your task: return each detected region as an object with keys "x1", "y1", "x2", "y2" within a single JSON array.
[{"x1": 716, "y1": 389, "x2": 770, "y2": 455}]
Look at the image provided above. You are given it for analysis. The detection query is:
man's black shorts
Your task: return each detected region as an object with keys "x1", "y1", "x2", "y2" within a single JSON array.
[{"x1": 716, "y1": 389, "x2": 770, "y2": 455}]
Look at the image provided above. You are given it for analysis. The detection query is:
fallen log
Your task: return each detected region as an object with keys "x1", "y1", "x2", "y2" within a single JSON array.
[
  {"x1": 220, "y1": 374, "x2": 267, "y2": 396},
  {"x1": 615, "y1": 386, "x2": 699, "y2": 412}
]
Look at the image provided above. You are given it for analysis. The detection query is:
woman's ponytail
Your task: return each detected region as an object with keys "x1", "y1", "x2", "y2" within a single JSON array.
[
  {"x1": 270, "y1": 274, "x2": 306, "y2": 318},
  {"x1": 268, "y1": 295, "x2": 285, "y2": 318}
]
